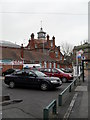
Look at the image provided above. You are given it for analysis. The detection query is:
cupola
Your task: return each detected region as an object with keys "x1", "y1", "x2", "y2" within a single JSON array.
[{"x1": 37, "y1": 27, "x2": 46, "y2": 39}]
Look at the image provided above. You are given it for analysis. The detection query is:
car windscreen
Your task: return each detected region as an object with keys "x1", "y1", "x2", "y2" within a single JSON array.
[
  {"x1": 33, "y1": 70, "x2": 47, "y2": 77},
  {"x1": 56, "y1": 68, "x2": 64, "y2": 73}
]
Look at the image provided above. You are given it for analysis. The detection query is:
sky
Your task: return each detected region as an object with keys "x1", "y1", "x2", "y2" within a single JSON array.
[{"x1": 0, "y1": 0, "x2": 89, "y2": 48}]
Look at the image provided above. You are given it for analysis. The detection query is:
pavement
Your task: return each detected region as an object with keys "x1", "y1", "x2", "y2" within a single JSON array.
[{"x1": 57, "y1": 70, "x2": 89, "y2": 119}]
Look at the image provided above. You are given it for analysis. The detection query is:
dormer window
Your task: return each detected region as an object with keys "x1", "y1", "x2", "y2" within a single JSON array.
[
  {"x1": 35, "y1": 44, "x2": 37, "y2": 48},
  {"x1": 51, "y1": 42, "x2": 53, "y2": 47},
  {"x1": 55, "y1": 51, "x2": 58, "y2": 58},
  {"x1": 60, "y1": 56, "x2": 62, "y2": 60}
]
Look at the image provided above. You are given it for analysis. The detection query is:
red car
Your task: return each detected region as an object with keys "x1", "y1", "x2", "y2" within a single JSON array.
[{"x1": 40, "y1": 68, "x2": 73, "y2": 83}]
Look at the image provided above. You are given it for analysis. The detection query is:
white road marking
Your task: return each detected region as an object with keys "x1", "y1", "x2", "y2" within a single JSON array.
[{"x1": 63, "y1": 93, "x2": 78, "y2": 120}]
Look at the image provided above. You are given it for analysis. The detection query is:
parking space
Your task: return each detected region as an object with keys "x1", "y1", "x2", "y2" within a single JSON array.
[{"x1": 1, "y1": 77, "x2": 72, "y2": 118}]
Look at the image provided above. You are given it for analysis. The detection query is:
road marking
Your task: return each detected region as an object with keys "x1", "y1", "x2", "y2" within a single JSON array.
[{"x1": 63, "y1": 93, "x2": 78, "y2": 120}]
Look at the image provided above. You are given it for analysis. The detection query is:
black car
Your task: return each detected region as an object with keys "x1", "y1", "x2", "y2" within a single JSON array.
[
  {"x1": 4, "y1": 70, "x2": 62, "y2": 91},
  {"x1": 2, "y1": 69, "x2": 15, "y2": 76}
]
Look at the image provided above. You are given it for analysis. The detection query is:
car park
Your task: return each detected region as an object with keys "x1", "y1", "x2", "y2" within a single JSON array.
[
  {"x1": 40, "y1": 68, "x2": 73, "y2": 83},
  {"x1": 4, "y1": 70, "x2": 62, "y2": 91}
]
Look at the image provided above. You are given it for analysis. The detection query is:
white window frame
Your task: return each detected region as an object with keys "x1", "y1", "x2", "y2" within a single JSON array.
[
  {"x1": 54, "y1": 62, "x2": 56, "y2": 68},
  {"x1": 35, "y1": 44, "x2": 37, "y2": 48},
  {"x1": 51, "y1": 42, "x2": 53, "y2": 47},
  {"x1": 55, "y1": 51, "x2": 58, "y2": 58},
  {"x1": 49, "y1": 62, "x2": 52, "y2": 68},
  {"x1": 44, "y1": 61, "x2": 47, "y2": 68}
]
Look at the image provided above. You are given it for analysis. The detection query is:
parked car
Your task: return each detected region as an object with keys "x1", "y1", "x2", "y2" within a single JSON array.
[
  {"x1": 2, "y1": 69, "x2": 15, "y2": 76},
  {"x1": 2, "y1": 68, "x2": 20, "y2": 76},
  {"x1": 40, "y1": 68, "x2": 73, "y2": 83},
  {"x1": 60, "y1": 68, "x2": 73, "y2": 76},
  {"x1": 4, "y1": 70, "x2": 62, "y2": 91}
]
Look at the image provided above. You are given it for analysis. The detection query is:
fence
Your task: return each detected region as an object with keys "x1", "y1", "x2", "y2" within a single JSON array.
[
  {"x1": 43, "y1": 99, "x2": 57, "y2": 120},
  {"x1": 58, "y1": 78, "x2": 77, "y2": 106},
  {"x1": 43, "y1": 73, "x2": 83, "y2": 119}
]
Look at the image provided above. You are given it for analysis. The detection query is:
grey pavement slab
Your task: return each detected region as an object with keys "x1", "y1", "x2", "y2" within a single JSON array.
[
  {"x1": 69, "y1": 91, "x2": 88, "y2": 118},
  {"x1": 75, "y1": 86, "x2": 87, "y2": 91}
]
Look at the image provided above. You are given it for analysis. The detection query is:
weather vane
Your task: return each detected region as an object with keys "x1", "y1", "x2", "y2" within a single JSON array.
[{"x1": 41, "y1": 20, "x2": 42, "y2": 28}]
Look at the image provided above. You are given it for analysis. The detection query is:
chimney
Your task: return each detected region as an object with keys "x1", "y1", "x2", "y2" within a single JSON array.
[
  {"x1": 28, "y1": 39, "x2": 30, "y2": 43},
  {"x1": 52, "y1": 36, "x2": 55, "y2": 46},
  {"x1": 58, "y1": 46, "x2": 60, "y2": 51},
  {"x1": 31, "y1": 33, "x2": 34, "y2": 40},
  {"x1": 21, "y1": 44, "x2": 24, "y2": 59},
  {"x1": 47, "y1": 34, "x2": 49, "y2": 42}
]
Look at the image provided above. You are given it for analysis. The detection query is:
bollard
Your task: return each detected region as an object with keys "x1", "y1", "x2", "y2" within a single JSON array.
[
  {"x1": 52, "y1": 100, "x2": 57, "y2": 114},
  {"x1": 69, "y1": 85, "x2": 71, "y2": 92},
  {"x1": 58, "y1": 94, "x2": 62, "y2": 106},
  {"x1": 74, "y1": 80, "x2": 76, "y2": 86},
  {"x1": 43, "y1": 108, "x2": 49, "y2": 120},
  {"x1": 43, "y1": 100, "x2": 57, "y2": 120}
]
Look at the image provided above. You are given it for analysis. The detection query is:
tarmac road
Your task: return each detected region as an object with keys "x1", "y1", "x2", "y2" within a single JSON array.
[{"x1": 1, "y1": 77, "x2": 72, "y2": 119}]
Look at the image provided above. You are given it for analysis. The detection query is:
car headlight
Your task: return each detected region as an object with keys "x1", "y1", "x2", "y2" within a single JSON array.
[
  {"x1": 69, "y1": 74, "x2": 72, "y2": 77},
  {"x1": 51, "y1": 80, "x2": 58, "y2": 83}
]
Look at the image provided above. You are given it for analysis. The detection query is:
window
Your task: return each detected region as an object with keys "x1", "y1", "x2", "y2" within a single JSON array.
[
  {"x1": 44, "y1": 61, "x2": 47, "y2": 68},
  {"x1": 51, "y1": 42, "x2": 53, "y2": 47},
  {"x1": 57, "y1": 64, "x2": 60, "y2": 68},
  {"x1": 28, "y1": 71, "x2": 36, "y2": 77},
  {"x1": 55, "y1": 51, "x2": 58, "y2": 58},
  {"x1": 47, "y1": 69, "x2": 51, "y2": 72},
  {"x1": 40, "y1": 62, "x2": 42, "y2": 68},
  {"x1": 35, "y1": 44, "x2": 37, "y2": 48},
  {"x1": 60, "y1": 56, "x2": 62, "y2": 60},
  {"x1": 28, "y1": 46, "x2": 30, "y2": 49},
  {"x1": 54, "y1": 63, "x2": 56, "y2": 68},
  {"x1": 52, "y1": 69, "x2": 58, "y2": 73},
  {"x1": 49, "y1": 62, "x2": 52, "y2": 68}
]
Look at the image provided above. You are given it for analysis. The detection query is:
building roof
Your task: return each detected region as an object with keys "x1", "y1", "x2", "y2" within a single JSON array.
[
  {"x1": 1, "y1": 46, "x2": 21, "y2": 60},
  {"x1": 0, "y1": 40, "x2": 21, "y2": 48},
  {"x1": 0, "y1": 46, "x2": 55, "y2": 63},
  {"x1": 24, "y1": 49, "x2": 55, "y2": 63},
  {"x1": 74, "y1": 42, "x2": 90, "y2": 50},
  {"x1": 37, "y1": 27, "x2": 46, "y2": 34}
]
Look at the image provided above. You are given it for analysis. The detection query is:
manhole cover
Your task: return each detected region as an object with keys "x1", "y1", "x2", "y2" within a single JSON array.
[{"x1": 75, "y1": 86, "x2": 87, "y2": 91}]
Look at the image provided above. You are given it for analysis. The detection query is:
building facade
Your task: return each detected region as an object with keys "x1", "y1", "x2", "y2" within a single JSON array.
[
  {"x1": 26, "y1": 27, "x2": 64, "y2": 63},
  {"x1": 73, "y1": 42, "x2": 90, "y2": 68},
  {"x1": 0, "y1": 28, "x2": 72, "y2": 72}
]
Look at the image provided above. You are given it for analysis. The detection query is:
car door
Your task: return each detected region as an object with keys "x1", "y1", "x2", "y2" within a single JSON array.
[
  {"x1": 45, "y1": 69, "x2": 52, "y2": 77},
  {"x1": 51, "y1": 69, "x2": 60, "y2": 77},
  {"x1": 25, "y1": 71, "x2": 39, "y2": 87},
  {"x1": 13, "y1": 71, "x2": 27, "y2": 86}
]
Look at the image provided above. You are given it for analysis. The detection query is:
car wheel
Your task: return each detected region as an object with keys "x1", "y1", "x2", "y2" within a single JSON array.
[
  {"x1": 9, "y1": 81, "x2": 15, "y2": 88},
  {"x1": 40, "y1": 83, "x2": 49, "y2": 91},
  {"x1": 62, "y1": 77, "x2": 67, "y2": 83}
]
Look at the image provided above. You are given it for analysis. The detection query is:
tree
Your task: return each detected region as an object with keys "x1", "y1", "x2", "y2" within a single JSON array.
[{"x1": 61, "y1": 42, "x2": 74, "y2": 57}]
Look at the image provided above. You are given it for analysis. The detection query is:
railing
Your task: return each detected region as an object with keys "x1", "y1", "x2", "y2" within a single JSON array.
[
  {"x1": 58, "y1": 78, "x2": 77, "y2": 106},
  {"x1": 43, "y1": 74, "x2": 83, "y2": 119},
  {"x1": 43, "y1": 99, "x2": 57, "y2": 120}
]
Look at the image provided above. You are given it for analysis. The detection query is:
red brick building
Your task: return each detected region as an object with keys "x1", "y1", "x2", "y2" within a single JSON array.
[
  {"x1": 26, "y1": 27, "x2": 64, "y2": 63},
  {"x1": 0, "y1": 28, "x2": 72, "y2": 72}
]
